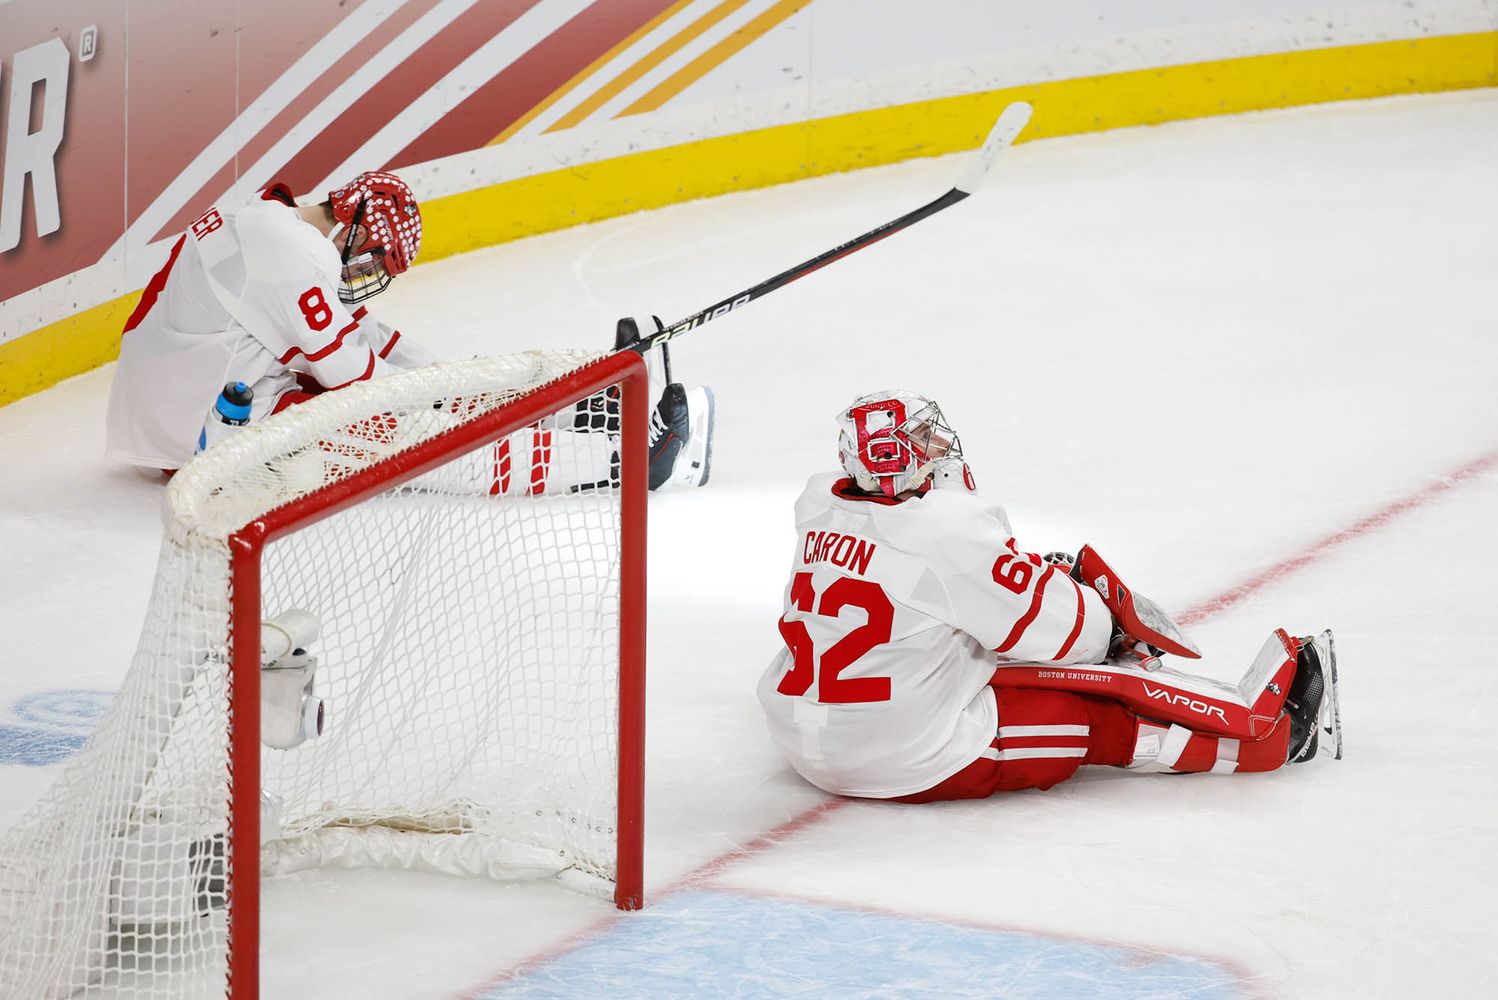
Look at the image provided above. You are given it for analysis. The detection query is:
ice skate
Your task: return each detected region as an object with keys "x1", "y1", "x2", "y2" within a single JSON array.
[
  {"x1": 1286, "y1": 629, "x2": 1342, "y2": 762},
  {"x1": 615, "y1": 316, "x2": 716, "y2": 490},
  {"x1": 647, "y1": 382, "x2": 716, "y2": 490}
]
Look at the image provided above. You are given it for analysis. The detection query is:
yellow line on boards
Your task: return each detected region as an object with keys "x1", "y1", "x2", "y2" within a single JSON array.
[
  {"x1": 0, "y1": 294, "x2": 140, "y2": 408},
  {"x1": 489, "y1": 0, "x2": 698, "y2": 146},
  {"x1": 619, "y1": 0, "x2": 813, "y2": 118},
  {"x1": 3, "y1": 30, "x2": 1493, "y2": 408},
  {"x1": 545, "y1": 0, "x2": 753, "y2": 134},
  {"x1": 425, "y1": 31, "x2": 1497, "y2": 263}
]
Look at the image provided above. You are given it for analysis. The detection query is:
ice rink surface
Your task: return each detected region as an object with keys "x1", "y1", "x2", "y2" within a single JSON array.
[{"x1": 2, "y1": 89, "x2": 1496, "y2": 998}]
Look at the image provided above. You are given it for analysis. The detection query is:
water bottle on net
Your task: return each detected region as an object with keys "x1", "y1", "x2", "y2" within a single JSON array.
[{"x1": 196, "y1": 381, "x2": 254, "y2": 454}]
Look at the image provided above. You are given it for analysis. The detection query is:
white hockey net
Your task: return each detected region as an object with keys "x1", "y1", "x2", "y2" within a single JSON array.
[{"x1": 0, "y1": 352, "x2": 647, "y2": 998}]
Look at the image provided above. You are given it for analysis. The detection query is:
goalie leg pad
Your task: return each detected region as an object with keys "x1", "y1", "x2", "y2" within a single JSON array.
[
  {"x1": 892, "y1": 682, "x2": 1294, "y2": 802},
  {"x1": 895, "y1": 689, "x2": 1302, "y2": 803},
  {"x1": 991, "y1": 630, "x2": 1300, "y2": 741},
  {"x1": 1128, "y1": 716, "x2": 1290, "y2": 774}
]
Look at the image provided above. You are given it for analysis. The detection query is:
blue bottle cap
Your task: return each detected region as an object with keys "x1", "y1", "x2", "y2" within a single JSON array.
[{"x1": 216, "y1": 382, "x2": 253, "y2": 422}]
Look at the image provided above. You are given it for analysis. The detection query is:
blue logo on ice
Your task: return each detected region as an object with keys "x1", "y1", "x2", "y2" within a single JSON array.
[{"x1": 0, "y1": 690, "x2": 112, "y2": 766}]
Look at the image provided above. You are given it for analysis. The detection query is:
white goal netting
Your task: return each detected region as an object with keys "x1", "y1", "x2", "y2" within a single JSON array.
[{"x1": 0, "y1": 352, "x2": 644, "y2": 998}]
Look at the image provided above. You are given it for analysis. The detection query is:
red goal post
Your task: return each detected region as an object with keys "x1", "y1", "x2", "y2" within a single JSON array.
[{"x1": 0, "y1": 350, "x2": 649, "y2": 999}]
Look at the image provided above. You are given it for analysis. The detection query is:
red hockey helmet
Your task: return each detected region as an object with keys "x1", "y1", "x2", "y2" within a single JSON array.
[
  {"x1": 836, "y1": 390, "x2": 966, "y2": 498},
  {"x1": 327, "y1": 171, "x2": 422, "y2": 303}
]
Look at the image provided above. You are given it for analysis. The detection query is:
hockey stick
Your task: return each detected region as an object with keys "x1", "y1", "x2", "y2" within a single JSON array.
[{"x1": 630, "y1": 100, "x2": 1033, "y2": 356}]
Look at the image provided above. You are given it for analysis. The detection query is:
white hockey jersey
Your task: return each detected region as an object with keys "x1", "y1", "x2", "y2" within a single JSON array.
[
  {"x1": 757, "y1": 472, "x2": 1113, "y2": 798},
  {"x1": 105, "y1": 192, "x2": 434, "y2": 469}
]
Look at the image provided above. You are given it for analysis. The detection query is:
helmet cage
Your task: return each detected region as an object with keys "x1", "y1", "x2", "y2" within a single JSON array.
[
  {"x1": 839, "y1": 393, "x2": 962, "y2": 498},
  {"x1": 336, "y1": 201, "x2": 393, "y2": 305},
  {"x1": 327, "y1": 171, "x2": 421, "y2": 304}
]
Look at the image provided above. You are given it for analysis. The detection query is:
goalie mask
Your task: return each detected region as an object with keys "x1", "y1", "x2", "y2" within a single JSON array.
[
  {"x1": 327, "y1": 171, "x2": 422, "y2": 304},
  {"x1": 836, "y1": 391, "x2": 970, "y2": 498}
]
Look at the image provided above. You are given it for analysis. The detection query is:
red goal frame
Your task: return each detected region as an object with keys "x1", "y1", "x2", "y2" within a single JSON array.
[{"x1": 222, "y1": 352, "x2": 649, "y2": 997}]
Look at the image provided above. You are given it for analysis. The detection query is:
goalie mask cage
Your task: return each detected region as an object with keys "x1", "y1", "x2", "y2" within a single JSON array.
[{"x1": 0, "y1": 351, "x2": 648, "y2": 999}]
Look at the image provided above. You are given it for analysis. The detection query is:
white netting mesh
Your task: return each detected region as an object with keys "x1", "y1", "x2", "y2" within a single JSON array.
[{"x1": 0, "y1": 352, "x2": 632, "y2": 998}]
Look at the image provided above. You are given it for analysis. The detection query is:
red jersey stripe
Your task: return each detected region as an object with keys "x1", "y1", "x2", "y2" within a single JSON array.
[
  {"x1": 122, "y1": 236, "x2": 187, "y2": 335},
  {"x1": 279, "y1": 310, "x2": 363, "y2": 365},
  {"x1": 378, "y1": 329, "x2": 402, "y2": 359},
  {"x1": 325, "y1": 351, "x2": 376, "y2": 390},
  {"x1": 995, "y1": 564, "x2": 1056, "y2": 654},
  {"x1": 1052, "y1": 573, "x2": 1089, "y2": 661}
]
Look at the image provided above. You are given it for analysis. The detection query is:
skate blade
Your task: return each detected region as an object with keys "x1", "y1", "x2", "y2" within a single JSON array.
[
  {"x1": 1315, "y1": 628, "x2": 1343, "y2": 760},
  {"x1": 692, "y1": 385, "x2": 715, "y2": 487},
  {"x1": 670, "y1": 385, "x2": 715, "y2": 488}
]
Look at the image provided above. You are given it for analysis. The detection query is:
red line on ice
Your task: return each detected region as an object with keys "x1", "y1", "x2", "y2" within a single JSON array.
[
  {"x1": 1177, "y1": 445, "x2": 1498, "y2": 626},
  {"x1": 662, "y1": 796, "x2": 851, "y2": 892}
]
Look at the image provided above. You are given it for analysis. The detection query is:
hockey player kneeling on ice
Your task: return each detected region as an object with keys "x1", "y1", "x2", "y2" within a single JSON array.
[
  {"x1": 106, "y1": 171, "x2": 438, "y2": 473},
  {"x1": 102, "y1": 164, "x2": 715, "y2": 492},
  {"x1": 757, "y1": 391, "x2": 1342, "y2": 803}
]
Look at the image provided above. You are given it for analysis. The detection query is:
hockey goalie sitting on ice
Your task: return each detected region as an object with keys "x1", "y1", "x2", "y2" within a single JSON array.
[
  {"x1": 757, "y1": 391, "x2": 1342, "y2": 802},
  {"x1": 104, "y1": 170, "x2": 714, "y2": 491}
]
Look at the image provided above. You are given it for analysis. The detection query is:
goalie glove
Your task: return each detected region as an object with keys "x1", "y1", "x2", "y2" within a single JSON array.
[
  {"x1": 1069, "y1": 545, "x2": 1202, "y2": 661},
  {"x1": 1108, "y1": 629, "x2": 1164, "y2": 672},
  {"x1": 1042, "y1": 551, "x2": 1076, "y2": 574}
]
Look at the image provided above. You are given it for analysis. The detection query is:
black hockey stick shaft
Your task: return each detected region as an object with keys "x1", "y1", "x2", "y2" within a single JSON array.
[{"x1": 631, "y1": 101, "x2": 1033, "y2": 356}]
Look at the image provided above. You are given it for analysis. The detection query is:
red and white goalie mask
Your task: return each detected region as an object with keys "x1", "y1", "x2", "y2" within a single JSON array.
[
  {"x1": 327, "y1": 171, "x2": 422, "y2": 304},
  {"x1": 836, "y1": 391, "x2": 970, "y2": 498}
]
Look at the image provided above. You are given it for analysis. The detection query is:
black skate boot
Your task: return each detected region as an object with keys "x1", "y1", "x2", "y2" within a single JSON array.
[
  {"x1": 618, "y1": 316, "x2": 715, "y2": 490},
  {"x1": 1285, "y1": 635, "x2": 1330, "y2": 763},
  {"x1": 648, "y1": 383, "x2": 692, "y2": 490},
  {"x1": 579, "y1": 316, "x2": 716, "y2": 491}
]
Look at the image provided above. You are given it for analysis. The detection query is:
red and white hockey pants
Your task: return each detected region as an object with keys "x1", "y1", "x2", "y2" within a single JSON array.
[{"x1": 893, "y1": 687, "x2": 1291, "y2": 803}]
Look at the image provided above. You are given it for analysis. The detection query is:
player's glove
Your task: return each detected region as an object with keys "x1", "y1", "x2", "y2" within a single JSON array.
[
  {"x1": 1042, "y1": 551, "x2": 1076, "y2": 574},
  {"x1": 1108, "y1": 627, "x2": 1164, "y2": 672}
]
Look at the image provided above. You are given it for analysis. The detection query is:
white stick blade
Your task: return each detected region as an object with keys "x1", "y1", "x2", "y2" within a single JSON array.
[{"x1": 955, "y1": 101, "x2": 1034, "y2": 194}]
